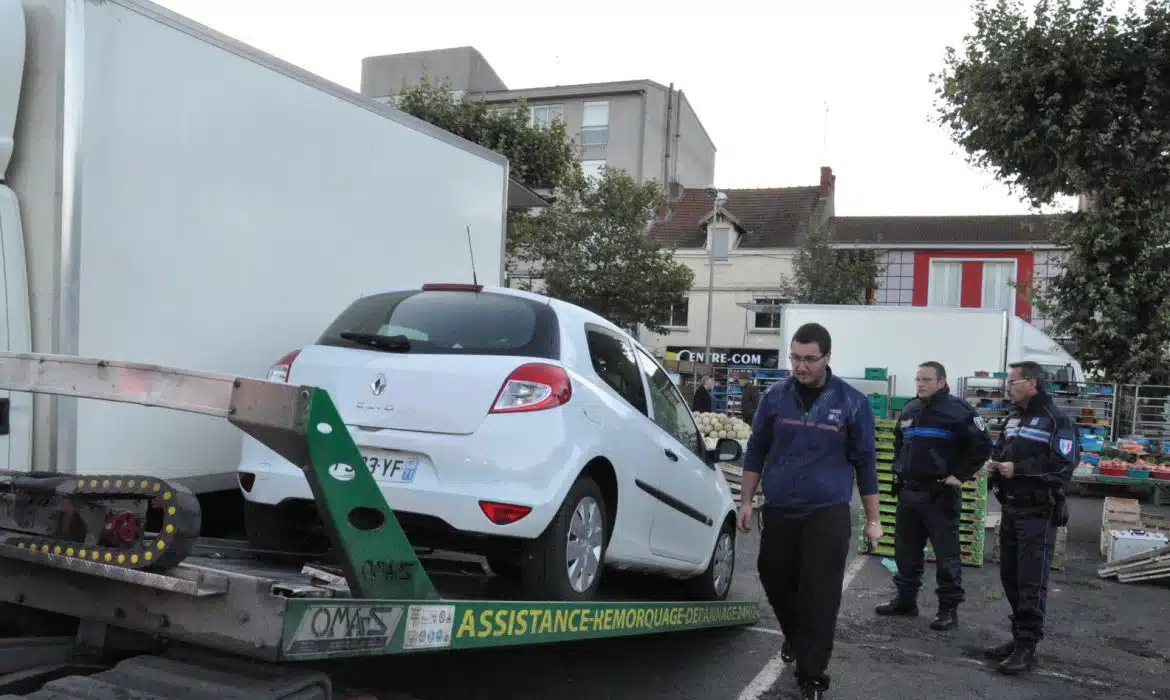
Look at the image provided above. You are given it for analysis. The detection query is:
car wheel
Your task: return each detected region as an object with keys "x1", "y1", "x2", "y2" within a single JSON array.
[
  {"x1": 685, "y1": 520, "x2": 736, "y2": 601},
  {"x1": 521, "y1": 476, "x2": 608, "y2": 601}
]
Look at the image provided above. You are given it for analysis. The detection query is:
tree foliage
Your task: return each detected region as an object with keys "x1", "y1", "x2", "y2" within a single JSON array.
[
  {"x1": 933, "y1": 0, "x2": 1170, "y2": 383},
  {"x1": 394, "y1": 76, "x2": 578, "y2": 192},
  {"x1": 511, "y1": 167, "x2": 695, "y2": 334},
  {"x1": 778, "y1": 220, "x2": 883, "y2": 305}
]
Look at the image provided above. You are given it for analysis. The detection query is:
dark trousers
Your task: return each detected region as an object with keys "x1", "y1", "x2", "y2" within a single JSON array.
[
  {"x1": 757, "y1": 503, "x2": 851, "y2": 685},
  {"x1": 1000, "y1": 505, "x2": 1058, "y2": 644},
  {"x1": 893, "y1": 486, "x2": 964, "y2": 607}
]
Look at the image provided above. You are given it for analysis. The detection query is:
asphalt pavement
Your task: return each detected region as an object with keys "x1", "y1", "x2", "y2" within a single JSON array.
[{"x1": 329, "y1": 491, "x2": 1170, "y2": 700}]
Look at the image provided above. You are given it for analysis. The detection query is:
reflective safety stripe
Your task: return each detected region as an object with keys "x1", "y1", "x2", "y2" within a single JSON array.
[
  {"x1": 903, "y1": 427, "x2": 956, "y2": 440},
  {"x1": 1017, "y1": 426, "x2": 1052, "y2": 443}
]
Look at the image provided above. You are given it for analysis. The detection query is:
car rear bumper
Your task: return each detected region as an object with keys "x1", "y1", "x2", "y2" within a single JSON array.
[{"x1": 236, "y1": 413, "x2": 592, "y2": 540}]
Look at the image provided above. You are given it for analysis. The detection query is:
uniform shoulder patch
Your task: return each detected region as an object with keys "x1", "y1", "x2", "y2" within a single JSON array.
[
  {"x1": 973, "y1": 415, "x2": 986, "y2": 431},
  {"x1": 1058, "y1": 438, "x2": 1074, "y2": 456}
]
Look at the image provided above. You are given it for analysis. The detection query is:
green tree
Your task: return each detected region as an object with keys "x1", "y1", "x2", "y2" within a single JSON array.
[
  {"x1": 511, "y1": 167, "x2": 695, "y2": 334},
  {"x1": 778, "y1": 220, "x2": 883, "y2": 304},
  {"x1": 933, "y1": 0, "x2": 1170, "y2": 383},
  {"x1": 395, "y1": 76, "x2": 578, "y2": 192}
]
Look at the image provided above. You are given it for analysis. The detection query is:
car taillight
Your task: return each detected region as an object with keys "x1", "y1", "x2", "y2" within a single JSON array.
[
  {"x1": 489, "y1": 363, "x2": 572, "y2": 414},
  {"x1": 267, "y1": 349, "x2": 301, "y2": 383},
  {"x1": 479, "y1": 501, "x2": 532, "y2": 525}
]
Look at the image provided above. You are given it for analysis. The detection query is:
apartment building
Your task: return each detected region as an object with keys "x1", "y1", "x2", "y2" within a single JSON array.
[{"x1": 360, "y1": 46, "x2": 717, "y2": 188}]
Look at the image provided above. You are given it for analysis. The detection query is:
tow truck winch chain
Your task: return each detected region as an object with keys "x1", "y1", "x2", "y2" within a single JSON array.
[{"x1": 0, "y1": 471, "x2": 201, "y2": 570}]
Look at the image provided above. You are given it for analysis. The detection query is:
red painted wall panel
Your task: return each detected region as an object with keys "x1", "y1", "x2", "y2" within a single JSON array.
[{"x1": 911, "y1": 251, "x2": 1034, "y2": 321}]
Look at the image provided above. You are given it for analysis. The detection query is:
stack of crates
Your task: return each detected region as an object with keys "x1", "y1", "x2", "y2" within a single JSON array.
[{"x1": 858, "y1": 417, "x2": 989, "y2": 566}]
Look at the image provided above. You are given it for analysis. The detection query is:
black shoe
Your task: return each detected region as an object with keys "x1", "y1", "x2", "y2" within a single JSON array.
[
  {"x1": 930, "y1": 607, "x2": 958, "y2": 631},
  {"x1": 798, "y1": 678, "x2": 828, "y2": 699},
  {"x1": 781, "y1": 638, "x2": 795, "y2": 663},
  {"x1": 875, "y1": 598, "x2": 919, "y2": 616},
  {"x1": 984, "y1": 640, "x2": 1014, "y2": 661},
  {"x1": 997, "y1": 642, "x2": 1037, "y2": 675}
]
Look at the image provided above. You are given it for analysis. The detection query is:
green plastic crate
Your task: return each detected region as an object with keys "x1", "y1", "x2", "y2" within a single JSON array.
[{"x1": 865, "y1": 367, "x2": 888, "y2": 381}]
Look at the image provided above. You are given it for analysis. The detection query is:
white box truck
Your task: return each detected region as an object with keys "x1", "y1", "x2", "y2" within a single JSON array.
[
  {"x1": 0, "y1": 0, "x2": 511, "y2": 494},
  {"x1": 777, "y1": 304, "x2": 1085, "y2": 396}
]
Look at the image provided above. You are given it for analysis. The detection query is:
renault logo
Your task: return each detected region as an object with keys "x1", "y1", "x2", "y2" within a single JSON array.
[{"x1": 371, "y1": 373, "x2": 387, "y2": 396}]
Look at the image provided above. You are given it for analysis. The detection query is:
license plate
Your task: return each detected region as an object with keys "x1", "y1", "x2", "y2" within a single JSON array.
[{"x1": 360, "y1": 452, "x2": 419, "y2": 483}]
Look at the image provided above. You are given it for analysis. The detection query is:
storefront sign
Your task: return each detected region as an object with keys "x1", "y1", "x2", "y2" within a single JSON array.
[{"x1": 666, "y1": 347, "x2": 780, "y2": 369}]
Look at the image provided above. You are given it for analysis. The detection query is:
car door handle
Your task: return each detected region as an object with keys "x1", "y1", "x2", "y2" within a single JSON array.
[{"x1": 664, "y1": 448, "x2": 679, "y2": 462}]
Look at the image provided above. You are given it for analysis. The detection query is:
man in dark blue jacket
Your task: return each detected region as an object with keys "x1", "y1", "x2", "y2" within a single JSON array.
[
  {"x1": 874, "y1": 361, "x2": 992, "y2": 631},
  {"x1": 738, "y1": 323, "x2": 881, "y2": 700},
  {"x1": 982, "y1": 360, "x2": 1078, "y2": 676}
]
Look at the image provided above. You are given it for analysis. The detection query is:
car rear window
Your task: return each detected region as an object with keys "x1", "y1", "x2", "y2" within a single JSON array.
[{"x1": 317, "y1": 290, "x2": 560, "y2": 359}]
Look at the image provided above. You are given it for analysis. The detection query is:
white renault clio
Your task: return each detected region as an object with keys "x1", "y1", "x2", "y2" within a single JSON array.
[{"x1": 237, "y1": 283, "x2": 742, "y2": 601}]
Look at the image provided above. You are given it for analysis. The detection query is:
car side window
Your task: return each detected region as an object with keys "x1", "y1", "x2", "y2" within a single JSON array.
[
  {"x1": 634, "y1": 348, "x2": 703, "y2": 458},
  {"x1": 585, "y1": 328, "x2": 648, "y2": 415}
]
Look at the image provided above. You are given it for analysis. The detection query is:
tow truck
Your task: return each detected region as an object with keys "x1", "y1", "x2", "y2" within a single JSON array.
[{"x1": 0, "y1": 353, "x2": 761, "y2": 698}]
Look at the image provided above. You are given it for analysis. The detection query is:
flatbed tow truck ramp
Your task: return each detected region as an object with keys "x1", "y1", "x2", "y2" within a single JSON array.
[{"x1": 0, "y1": 353, "x2": 760, "y2": 698}]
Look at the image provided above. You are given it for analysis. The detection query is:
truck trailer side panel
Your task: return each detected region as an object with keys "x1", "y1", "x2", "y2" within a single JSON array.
[
  {"x1": 8, "y1": 0, "x2": 509, "y2": 489},
  {"x1": 779, "y1": 305, "x2": 1009, "y2": 394}
]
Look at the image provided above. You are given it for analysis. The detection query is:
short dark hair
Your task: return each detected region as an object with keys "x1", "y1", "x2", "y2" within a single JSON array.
[
  {"x1": 791, "y1": 323, "x2": 831, "y2": 355},
  {"x1": 1009, "y1": 360, "x2": 1044, "y2": 384},
  {"x1": 918, "y1": 361, "x2": 947, "y2": 380}
]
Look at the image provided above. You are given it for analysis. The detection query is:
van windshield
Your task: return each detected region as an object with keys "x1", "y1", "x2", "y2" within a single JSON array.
[{"x1": 318, "y1": 290, "x2": 560, "y2": 359}]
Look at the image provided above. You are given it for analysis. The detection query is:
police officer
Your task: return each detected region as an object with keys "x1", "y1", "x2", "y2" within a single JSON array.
[
  {"x1": 875, "y1": 361, "x2": 992, "y2": 630},
  {"x1": 983, "y1": 360, "x2": 1078, "y2": 675}
]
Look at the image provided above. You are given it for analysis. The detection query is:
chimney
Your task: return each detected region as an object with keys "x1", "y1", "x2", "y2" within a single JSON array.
[
  {"x1": 819, "y1": 166, "x2": 835, "y2": 197},
  {"x1": 818, "y1": 166, "x2": 836, "y2": 221}
]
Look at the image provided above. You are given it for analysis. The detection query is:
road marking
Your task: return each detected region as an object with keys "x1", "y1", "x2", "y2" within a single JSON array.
[
  {"x1": 957, "y1": 657, "x2": 1112, "y2": 689},
  {"x1": 736, "y1": 555, "x2": 870, "y2": 700},
  {"x1": 746, "y1": 626, "x2": 783, "y2": 636}
]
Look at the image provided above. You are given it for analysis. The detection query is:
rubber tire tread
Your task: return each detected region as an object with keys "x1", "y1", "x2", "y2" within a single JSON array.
[
  {"x1": 520, "y1": 476, "x2": 607, "y2": 602},
  {"x1": 685, "y1": 520, "x2": 735, "y2": 601}
]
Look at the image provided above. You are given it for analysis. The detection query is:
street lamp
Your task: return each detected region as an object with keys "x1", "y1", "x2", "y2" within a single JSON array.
[{"x1": 703, "y1": 187, "x2": 727, "y2": 364}]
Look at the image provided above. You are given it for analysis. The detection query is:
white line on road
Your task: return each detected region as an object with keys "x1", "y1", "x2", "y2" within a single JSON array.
[
  {"x1": 746, "y1": 626, "x2": 783, "y2": 636},
  {"x1": 956, "y1": 657, "x2": 1112, "y2": 689},
  {"x1": 736, "y1": 555, "x2": 870, "y2": 700}
]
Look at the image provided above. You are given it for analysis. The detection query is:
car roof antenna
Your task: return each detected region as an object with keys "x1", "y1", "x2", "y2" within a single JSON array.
[{"x1": 465, "y1": 224, "x2": 479, "y2": 287}]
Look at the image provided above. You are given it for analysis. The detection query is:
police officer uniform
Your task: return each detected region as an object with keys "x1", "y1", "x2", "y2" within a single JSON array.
[
  {"x1": 985, "y1": 389, "x2": 1078, "y2": 674},
  {"x1": 876, "y1": 385, "x2": 992, "y2": 629}
]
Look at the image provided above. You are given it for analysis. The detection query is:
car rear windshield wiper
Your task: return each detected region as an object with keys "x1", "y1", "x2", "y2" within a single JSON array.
[{"x1": 339, "y1": 331, "x2": 412, "y2": 353}]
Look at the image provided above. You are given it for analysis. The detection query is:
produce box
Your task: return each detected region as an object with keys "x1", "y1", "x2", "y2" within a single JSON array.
[
  {"x1": 693, "y1": 411, "x2": 752, "y2": 442},
  {"x1": 1100, "y1": 497, "x2": 1142, "y2": 556}
]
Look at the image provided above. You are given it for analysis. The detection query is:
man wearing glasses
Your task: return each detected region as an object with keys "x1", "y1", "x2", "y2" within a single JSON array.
[
  {"x1": 982, "y1": 360, "x2": 1078, "y2": 675},
  {"x1": 874, "y1": 361, "x2": 992, "y2": 631},
  {"x1": 737, "y1": 323, "x2": 881, "y2": 700}
]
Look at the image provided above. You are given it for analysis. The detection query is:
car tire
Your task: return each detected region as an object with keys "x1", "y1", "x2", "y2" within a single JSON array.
[
  {"x1": 685, "y1": 520, "x2": 736, "y2": 601},
  {"x1": 520, "y1": 475, "x2": 608, "y2": 601}
]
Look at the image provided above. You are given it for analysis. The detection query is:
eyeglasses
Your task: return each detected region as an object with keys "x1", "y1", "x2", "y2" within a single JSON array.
[{"x1": 789, "y1": 354, "x2": 824, "y2": 367}]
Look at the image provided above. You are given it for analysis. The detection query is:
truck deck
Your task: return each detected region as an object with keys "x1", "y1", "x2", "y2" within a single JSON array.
[{"x1": 0, "y1": 352, "x2": 759, "y2": 696}]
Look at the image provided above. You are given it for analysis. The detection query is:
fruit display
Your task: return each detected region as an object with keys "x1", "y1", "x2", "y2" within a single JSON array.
[{"x1": 692, "y1": 411, "x2": 751, "y2": 441}]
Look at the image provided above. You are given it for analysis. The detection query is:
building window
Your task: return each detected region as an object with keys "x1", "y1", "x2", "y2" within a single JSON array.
[
  {"x1": 666, "y1": 297, "x2": 689, "y2": 328},
  {"x1": 927, "y1": 261, "x2": 963, "y2": 307},
  {"x1": 582, "y1": 101, "x2": 609, "y2": 147},
  {"x1": 581, "y1": 159, "x2": 606, "y2": 180},
  {"x1": 529, "y1": 104, "x2": 564, "y2": 128},
  {"x1": 752, "y1": 297, "x2": 784, "y2": 331},
  {"x1": 981, "y1": 261, "x2": 1016, "y2": 311}
]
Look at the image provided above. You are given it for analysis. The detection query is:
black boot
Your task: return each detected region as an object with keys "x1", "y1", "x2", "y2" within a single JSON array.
[
  {"x1": 930, "y1": 606, "x2": 958, "y2": 631},
  {"x1": 781, "y1": 638, "x2": 795, "y2": 663},
  {"x1": 983, "y1": 640, "x2": 1014, "y2": 661},
  {"x1": 875, "y1": 597, "x2": 918, "y2": 616},
  {"x1": 997, "y1": 641, "x2": 1037, "y2": 675},
  {"x1": 798, "y1": 677, "x2": 828, "y2": 699}
]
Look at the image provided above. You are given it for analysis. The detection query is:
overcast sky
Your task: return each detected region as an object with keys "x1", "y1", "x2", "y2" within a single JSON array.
[{"x1": 156, "y1": 0, "x2": 1078, "y2": 217}]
